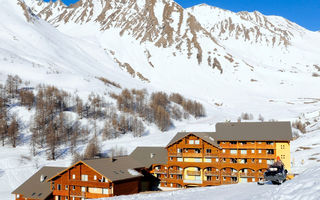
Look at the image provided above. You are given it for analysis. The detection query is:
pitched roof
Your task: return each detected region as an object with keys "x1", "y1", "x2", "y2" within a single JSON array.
[
  {"x1": 129, "y1": 147, "x2": 168, "y2": 168},
  {"x1": 166, "y1": 122, "x2": 293, "y2": 147},
  {"x1": 83, "y1": 156, "x2": 144, "y2": 182},
  {"x1": 215, "y1": 121, "x2": 293, "y2": 141},
  {"x1": 12, "y1": 166, "x2": 66, "y2": 199},
  {"x1": 166, "y1": 132, "x2": 220, "y2": 148}
]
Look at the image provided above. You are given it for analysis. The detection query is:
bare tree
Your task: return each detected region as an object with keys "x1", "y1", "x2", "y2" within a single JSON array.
[{"x1": 8, "y1": 116, "x2": 19, "y2": 148}]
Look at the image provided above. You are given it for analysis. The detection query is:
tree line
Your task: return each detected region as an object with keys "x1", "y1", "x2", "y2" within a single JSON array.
[{"x1": 0, "y1": 75, "x2": 206, "y2": 160}]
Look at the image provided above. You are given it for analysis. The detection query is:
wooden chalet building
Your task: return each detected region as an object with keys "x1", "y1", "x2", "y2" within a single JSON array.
[
  {"x1": 12, "y1": 156, "x2": 145, "y2": 200},
  {"x1": 12, "y1": 166, "x2": 66, "y2": 200},
  {"x1": 151, "y1": 122, "x2": 292, "y2": 188}
]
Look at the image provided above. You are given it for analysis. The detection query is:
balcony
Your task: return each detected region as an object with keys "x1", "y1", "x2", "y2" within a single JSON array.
[
  {"x1": 204, "y1": 153, "x2": 219, "y2": 158},
  {"x1": 222, "y1": 181, "x2": 238, "y2": 184},
  {"x1": 187, "y1": 171, "x2": 201, "y2": 176},
  {"x1": 69, "y1": 191, "x2": 85, "y2": 197},
  {"x1": 67, "y1": 180, "x2": 110, "y2": 188},
  {"x1": 86, "y1": 193, "x2": 112, "y2": 199},
  {"x1": 154, "y1": 169, "x2": 168, "y2": 174},
  {"x1": 169, "y1": 169, "x2": 183, "y2": 175},
  {"x1": 239, "y1": 172, "x2": 256, "y2": 177},
  {"x1": 204, "y1": 171, "x2": 219, "y2": 176},
  {"x1": 203, "y1": 180, "x2": 221, "y2": 185},
  {"x1": 183, "y1": 179, "x2": 203, "y2": 184},
  {"x1": 166, "y1": 178, "x2": 183, "y2": 184},
  {"x1": 168, "y1": 152, "x2": 182, "y2": 157},
  {"x1": 53, "y1": 190, "x2": 68, "y2": 196},
  {"x1": 221, "y1": 172, "x2": 238, "y2": 177},
  {"x1": 182, "y1": 153, "x2": 203, "y2": 158}
]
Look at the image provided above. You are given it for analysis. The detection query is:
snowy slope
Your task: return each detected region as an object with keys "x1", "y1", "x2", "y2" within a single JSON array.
[
  {"x1": 1, "y1": 0, "x2": 320, "y2": 199},
  {"x1": 103, "y1": 163, "x2": 320, "y2": 200}
]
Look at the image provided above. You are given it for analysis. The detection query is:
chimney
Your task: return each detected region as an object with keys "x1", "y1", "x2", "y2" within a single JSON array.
[
  {"x1": 40, "y1": 175, "x2": 45, "y2": 182},
  {"x1": 150, "y1": 153, "x2": 155, "y2": 159}
]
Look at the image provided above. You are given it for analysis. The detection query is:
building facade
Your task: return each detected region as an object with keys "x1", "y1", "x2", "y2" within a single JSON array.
[{"x1": 152, "y1": 122, "x2": 292, "y2": 188}]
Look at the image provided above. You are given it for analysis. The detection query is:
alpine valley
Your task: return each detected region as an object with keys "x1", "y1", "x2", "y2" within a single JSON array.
[{"x1": 1, "y1": 0, "x2": 320, "y2": 199}]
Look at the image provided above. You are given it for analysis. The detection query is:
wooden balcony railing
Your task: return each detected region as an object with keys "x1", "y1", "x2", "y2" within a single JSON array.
[
  {"x1": 221, "y1": 172, "x2": 238, "y2": 177},
  {"x1": 182, "y1": 153, "x2": 203, "y2": 158},
  {"x1": 204, "y1": 171, "x2": 219, "y2": 176},
  {"x1": 239, "y1": 172, "x2": 256, "y2": 177},
  {"x1": 203, "y1": 180, "x2": 221, "y2": 185},
  {"x1": 183, "y1": 179, "x2": 203, "y2": 184},
  {"x1": 169, "y1": 169, "x2": 183, "y2": 174},
  {"x1": 168, "y1": 152, "x2": 182, "y2": 157},
  {"x1": 86, "y1": 193, "x2": 112, "y2": 199},
  {"x1": 69, "y1": 191, "x2": 86, "y2": 197},
  {"x1": 222, "y1": 181, "x2": 238, "y2": 184},
  {"x1": 166, "y1": 178, "x2": 183, "y2": 184},
  {"x1": 204, "y1": 153, "x2": 219, "y2": 158},
  {"x1": 154, "y1": 169, "x2": 168, "y2": 174},
  {"x1": 187, "y1": 171, "x2": 201, "y2": 176},
  {"x1": 53, "y1": 190, "x2": 68, "y2": 196},
  {"x1": 67, "y1": 180, "x2": 110, "y2": 188}
]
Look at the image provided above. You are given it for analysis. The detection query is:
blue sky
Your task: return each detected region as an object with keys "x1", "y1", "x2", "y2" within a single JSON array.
[{"x1": 52, "y1": 0, "x2": 319, "y2": 31}]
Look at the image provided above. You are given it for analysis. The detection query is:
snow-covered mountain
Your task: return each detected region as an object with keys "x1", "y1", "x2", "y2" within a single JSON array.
[{"x1": 1, "y1": 0, "x2": 320, "y2": 199}]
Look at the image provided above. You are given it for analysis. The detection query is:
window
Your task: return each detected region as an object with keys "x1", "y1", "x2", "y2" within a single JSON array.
[
  {"x1": 66, "y1": 197, "x2": 68, "y2": 200},
  {"x1": 251, "y1": 141, "x2": 255, "y2": 144},
  {"x1": 170, "y1": 157, "x2": 173, "y2": 161},
  {"x1": 251, "y1": 149, "x2": 255, "y2": 153},
  {"x1": 102, "y1": 188, "x2": 108, "y2": 194},
  {"x1": 81, "y1": 175, "x2": 88, "y2": 181},
  {"x1": 223, "y1": 177, "x2": 226, "y2": 180},
  {"x1": 267, "y1": 149, "x2": 274, "y2": 154},
  {"x1": 94, "y1": 175, "x2": 97, "y2": 180},
  {"x1": 281, "y1": 155, "x2": 286, "y2": 159},
  {"x1": 177, "y1": 148, "x2": 182, "y2": 153},
  {"x1": 55, "y1": 196, "x2": 61, "y2": 200},
  {"x1": 230, "y1": 141, "x2": 237, "y2": 145},
  {"x1": 240, "y1": 159, "x2": 247, "y2": 164},
  {"x1": 240, "y1": 141, "x2": 247, "y2": 145},
  {"x1": 231, "y1": 158, "x2": 237, "y2": 163},
  {"x1": 206, "y1": 149, "x2": 212, "y2": 154},
  {"x1": 81, "y1": 187, "x2": 86, "y2": 192},
  {"x1": 207, "y1": 167, "x2": 212, "y2": 171},
  {"x1": 252, "y1": 178, "x2": 255, "y2": 182},
  {"x1": 258, "y1": 141, "x2": 262, "y2": 144},
  {"x1": 252, "y1": 159, "x2": 255, "y2": 163},
  {"x1": 207, "y1": 176, "x2": 212, "y2": 181},
  {"x1": 170, "y1": 183, "x2": 173, "y2": 187},
  {"x1": 258, "y1": 149, "x2": 262, "y2": 154},
  {"x1": 216, "y1": 158, "x2": 219, "y2": 162},
  {"x1": 222, "y1": 149, "x2": 226, "y2": 153},
  {"x1": 204, "y1": 158, "x2": 212, "y2": 163},
  {"x1": 230, "y1": 149, "x2": 237, "y2": 154},
  {"x1": 266, "y1": 141, "x2": 274, "y2": 145},
  {"x1": 170, "y1": 174, "x2": 173, "y2": 178},
  {"x1": 57, "y1": 184, "x2": 61, "y2": 190},
  {"x1": 177, "y1": 175, "x2": 182, "y2": 179},
  {"x1": 281, "y1": 145, "x2": 285, "y2": 149},
  {"x1": 195, "y1": 149, "x2": 201, "y2": 153},
  {"x1": 195, "y1": 140, "x2": 200, "y2": 144},
  {"x1": 177, "y1": 157, "x2": 183, "y2": 162},
  {"x1": 267, "y1": 159, "x2": 274, "y2": 165},
  {"x1": 189, "y1": 140, "x2": 194, "y2": 144},
  {"x1": 72, "y1": 174, "x2": 75, "y2": 179},
  {"x1": 222, "y1": 158, "x2": 226, "y2": 162},
  {"x1": 240, "y1": 150, "x2": 247, "y2": 155},
  {"x1": 194, "y1": 158, "x2": 202, "y2": 162},
  {"x1": 65, "y1": 185, "x2": 68, "y2": 190},
  {"x1": 72, "y1": 186, "x2": 75, "y2": 190},
  {"x1": 259, "y1": 159, "x2": 262, "y2": 163},
  {"x1": 216, "y1": 176, "x2": 219, "y2": 180},
  {"x1": 17, "y1": 194, "x2": 20, "y2": 198}
]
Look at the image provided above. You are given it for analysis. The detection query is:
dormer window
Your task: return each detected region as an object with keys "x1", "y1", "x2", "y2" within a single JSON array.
[
  {"x1": 189, "y1": 140, "x2": 194, "y2": 144},
  {"x1": 195, "y1": 140, "x2": 200, "y2": 144}
]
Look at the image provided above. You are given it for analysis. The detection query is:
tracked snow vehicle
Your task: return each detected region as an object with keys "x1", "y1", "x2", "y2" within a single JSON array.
[{"x1": 258, "y1": 161, "x2": 288, "y2": 185}]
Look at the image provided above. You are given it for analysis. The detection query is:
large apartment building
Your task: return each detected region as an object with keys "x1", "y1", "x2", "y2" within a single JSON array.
[{"x1": 151, "y1": 122, "x2": 292, "y2": 188}]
